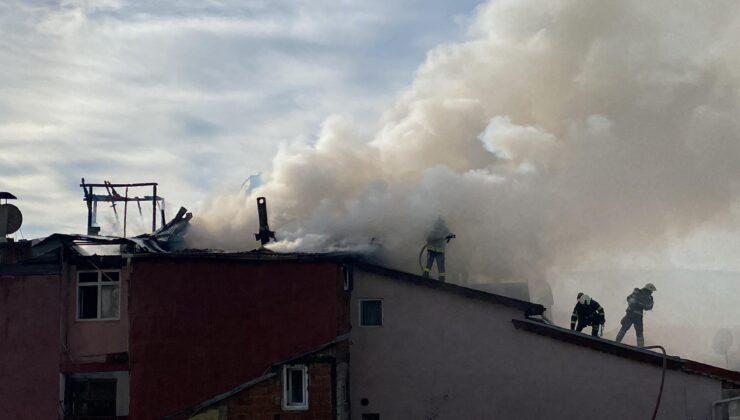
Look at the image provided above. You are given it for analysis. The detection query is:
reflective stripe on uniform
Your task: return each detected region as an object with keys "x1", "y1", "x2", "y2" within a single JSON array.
[{"x1": 570, "y1": 308, "x2": 578, "y2": 329}]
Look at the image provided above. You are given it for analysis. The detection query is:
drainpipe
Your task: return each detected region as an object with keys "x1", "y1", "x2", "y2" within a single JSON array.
[{"x1": 712, "y1": 396, "x2": 740, "y2": 420}]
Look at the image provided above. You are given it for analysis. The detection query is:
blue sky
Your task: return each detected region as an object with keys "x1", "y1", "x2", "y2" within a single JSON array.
[{"x1": 0, "y1": 0, "x2": 481, "y2": 238}]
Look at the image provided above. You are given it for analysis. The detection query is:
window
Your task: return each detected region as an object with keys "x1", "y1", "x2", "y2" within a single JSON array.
[
  {"x1": 282, "y1": 365, "x2": 308, "y2": 410},
  {"x1": 67, "y1": 378, "x2": 117, "y2": 417},
  {"x1": 62, "y1": 372, "x2": 129, "y2": 419},
  {"x1": 360, "y1": 299, "x2": 383, "y2": 327},
  {"x1": 77, "y1": 270, "x2": 120, "y2": 320}
]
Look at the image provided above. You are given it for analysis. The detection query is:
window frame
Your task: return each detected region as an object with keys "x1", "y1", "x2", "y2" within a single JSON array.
[
  {"x1": 359, "y1": 298, "x2": 383, "y2": 327},
  {"x1": 62, "y1": 371, "x2": 129, "y2": 418},
  {"x1": 281, "y1": 364, "x2": 309, "y2": 411},
  {"x1": 66, "y1": 377, "x2": 118, "y2": 417},
  {"x1": 76, "y1": 269, "x2": 122, "y2": 322}
]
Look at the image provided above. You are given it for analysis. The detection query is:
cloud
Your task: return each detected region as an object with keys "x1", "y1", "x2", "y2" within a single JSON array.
[
  {"x1": 0, "y1": 0, "x2": 480, "y2": 238},
  {"x1": 186, "y1": 0, "x2": 740, "y2": 364},
  {"x1": 191, "y1": 0, "x2": 740, "y2": 283}
]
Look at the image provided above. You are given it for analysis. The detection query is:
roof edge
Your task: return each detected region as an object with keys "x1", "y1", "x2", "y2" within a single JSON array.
[
  {"x1": 683, "y1": 360, "x2": 740, "y2": 384},
  {"x1": 352, "y1": 261, "x2": 545, "y2": 315},
  {"x1": 512, "y1": 318, "x2": 683, "y2": 369},
  {"x1": 161, "y1": 333, "x2": 350, "y2": 419},
  {"x1": 129, "y1": 250, "x2": 358, "y2": 262},
  {"x1": 512, "y1": 318, "x2": 740, "y2": 384},
  {"x1": 161, "y1": 372, "x2": 277, "y2": 420}
]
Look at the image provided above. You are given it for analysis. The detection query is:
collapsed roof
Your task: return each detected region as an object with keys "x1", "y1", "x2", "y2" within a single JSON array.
[{"x1": 31, "y1": 206, "x2": 192, "y2": 257}]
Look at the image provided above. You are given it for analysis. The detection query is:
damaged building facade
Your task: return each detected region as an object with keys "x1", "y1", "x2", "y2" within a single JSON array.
[
  {"x1": 0, "y1": 233, "x2": 352, "y2": 419},
  {"x1": 1, "y1": 204, "x2": 740, "y2": 419}
]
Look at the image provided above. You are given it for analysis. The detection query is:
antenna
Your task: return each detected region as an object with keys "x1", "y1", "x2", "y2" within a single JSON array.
[{"x1": 0, "y1": 192, "x2": 22, "y2": 242}]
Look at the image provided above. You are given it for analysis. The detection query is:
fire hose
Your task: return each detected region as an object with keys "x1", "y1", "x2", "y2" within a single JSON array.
[{"x1": 417, "y1": 244, "x2": 429, "y2": 272}]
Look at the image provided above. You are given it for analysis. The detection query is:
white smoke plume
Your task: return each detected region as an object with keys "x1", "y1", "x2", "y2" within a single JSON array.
[{"x1": 189, "y1": 0, "x2": 740, "y2": 299}]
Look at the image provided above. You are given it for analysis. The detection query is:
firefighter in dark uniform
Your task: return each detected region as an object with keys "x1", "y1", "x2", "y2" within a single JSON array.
[
  {"x1": 570, "y1": 293, "x2": 606, "y2": 337},
  {"x1": 615, "y1": 283, "x2": 656, "y2": 347}
]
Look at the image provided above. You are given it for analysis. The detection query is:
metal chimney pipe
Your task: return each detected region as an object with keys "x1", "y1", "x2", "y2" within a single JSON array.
[{"x1": 254, "y1": 197, "x2": 276, "y2": 246}]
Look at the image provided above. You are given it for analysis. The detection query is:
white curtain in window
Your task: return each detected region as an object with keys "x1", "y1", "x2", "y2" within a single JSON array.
[{"x1": 100, "y1": 285, "x2": 120, "y2": 318}]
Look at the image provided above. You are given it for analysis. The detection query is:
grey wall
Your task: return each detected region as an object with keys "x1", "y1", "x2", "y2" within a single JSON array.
[{"x1": 349, "y1": 270, "x2": 721, "y2": 420}]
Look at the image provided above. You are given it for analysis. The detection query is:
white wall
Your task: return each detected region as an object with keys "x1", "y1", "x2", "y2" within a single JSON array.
[{"x1": 349, "y1": 270, "x2": 721, "y2": 420}]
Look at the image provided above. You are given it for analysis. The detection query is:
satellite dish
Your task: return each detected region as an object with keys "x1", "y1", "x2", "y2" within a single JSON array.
[
  {"x1": 713, "y1": 329, "x2": 733, "y2": 356},
  {"x1": 0, "y1": 203, "x2": 22, "y2": 236}
]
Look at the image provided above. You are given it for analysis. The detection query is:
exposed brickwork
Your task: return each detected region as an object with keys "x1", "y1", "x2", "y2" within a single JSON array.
[{"x1": 226, "y1": 363, "x2": 334, "y2": 420}]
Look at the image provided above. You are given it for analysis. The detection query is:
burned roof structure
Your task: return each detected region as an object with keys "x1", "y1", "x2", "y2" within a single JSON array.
[{"x1": 30, "y1": 206, "x2": 192, "y2": 257}]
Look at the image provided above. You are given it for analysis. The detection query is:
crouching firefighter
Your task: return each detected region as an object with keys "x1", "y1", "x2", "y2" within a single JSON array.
[
  {"x1": 570, "y1": 293, "x2": 605, "y2": 337},
  {"x1": 615, "y1": 283, "x2": 656, "y2": 347},
  {"x1": 422, "y1": 217, "x2": 455, "y2": 282}
]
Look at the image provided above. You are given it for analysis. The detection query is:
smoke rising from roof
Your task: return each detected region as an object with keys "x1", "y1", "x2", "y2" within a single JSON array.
[{"x1": 190, "y1": 0, "x2": 740, "y2": 294}]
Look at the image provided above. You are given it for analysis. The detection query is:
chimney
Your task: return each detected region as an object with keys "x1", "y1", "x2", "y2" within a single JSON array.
[{"x1": 254, "y1": 197, "x2": 276, "y2": 246}]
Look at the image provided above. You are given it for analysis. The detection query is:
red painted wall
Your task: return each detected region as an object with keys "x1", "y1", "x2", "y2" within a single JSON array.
[
  {"x1": 128, "y1": 259, "x2": 347, "y2": 419},
  {"x1": 0, "y1": 274, "x2": 61, "y2": 420}
]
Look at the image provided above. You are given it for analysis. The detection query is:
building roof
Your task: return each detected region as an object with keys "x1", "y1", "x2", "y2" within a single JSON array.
[
  {"x1": 512, "y1": 318, "x2": 740, "y2": 384},
  {"x1": 128, "y1": 251, "x2": 545, "y2": 316},
  {"x1": 125, "y1": 248, "x2": 546, "y2": 315},
  {"x1": 129, "y1": 247, "x2": 356, "y2": 262},
  {"x1": 30, "y1": 207, "x2": 193, "y2": 257},
  {"x1": 353, "y1": 261, "x2": 546, "y2": 316}
]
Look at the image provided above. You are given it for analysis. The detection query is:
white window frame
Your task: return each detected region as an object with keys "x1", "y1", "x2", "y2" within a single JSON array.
[
  {"x1": 282, "y1": 365, "x2": 309, "y2": 411},
  {"x1": 76, "y1": 270, "x2": 121, "y2": 321},
  {"x1": 359, "y1": 299, "x2": 383, "y2": 327}
]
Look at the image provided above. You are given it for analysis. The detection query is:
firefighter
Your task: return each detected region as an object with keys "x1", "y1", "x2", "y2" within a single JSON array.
[
  {"x1": 615, "y1": 283, "x2": 656, "y2": 347},
  {"x1": 422, "y1": 217, "x2": 455, "y2": 282},
  {"x1": 570, "y1": 293, "x2": 605, "y2": 337}
]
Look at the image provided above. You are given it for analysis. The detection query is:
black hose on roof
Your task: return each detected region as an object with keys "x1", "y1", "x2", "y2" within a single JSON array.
[{"x1": 418, "y1": 244, "x2": 428, "y2": 274}]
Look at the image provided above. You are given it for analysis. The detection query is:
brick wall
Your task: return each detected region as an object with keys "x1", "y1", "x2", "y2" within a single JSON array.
[{"x1": 226, "y1": 363, "x2": 334, "y2": 420}]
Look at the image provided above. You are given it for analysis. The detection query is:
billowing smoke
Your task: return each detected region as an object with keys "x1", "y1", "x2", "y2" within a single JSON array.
[{"x1": 189, "y1": 0, "x2": 740, "y2": 308}]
